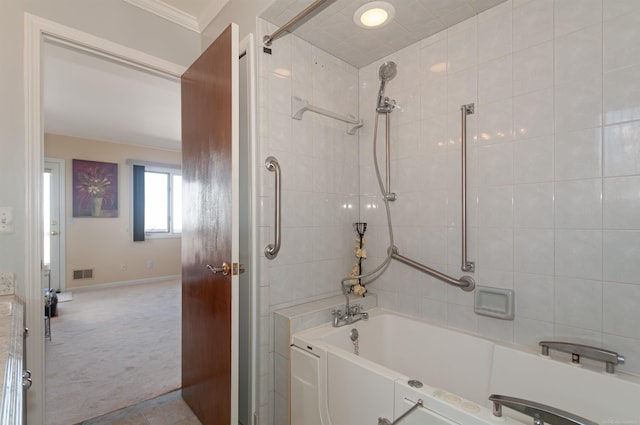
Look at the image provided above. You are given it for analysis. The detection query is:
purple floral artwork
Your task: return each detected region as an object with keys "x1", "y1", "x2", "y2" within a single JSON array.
[{"x1": 72, "y1": 159, "x2": 118, "y2": 217}]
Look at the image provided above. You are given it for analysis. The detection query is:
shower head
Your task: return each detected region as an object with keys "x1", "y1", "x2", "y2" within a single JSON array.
[
  {"x1": 377, "y1": 61, "x2": 397, "y2": 112},
  {"x1": 378, "y1": 61, "x2": 397, "y2": 82}
]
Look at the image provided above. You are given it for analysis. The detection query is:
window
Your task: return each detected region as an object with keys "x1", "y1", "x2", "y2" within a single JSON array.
[{"x1": 132, "y1": 164, "x2": 181, "y2": 241}]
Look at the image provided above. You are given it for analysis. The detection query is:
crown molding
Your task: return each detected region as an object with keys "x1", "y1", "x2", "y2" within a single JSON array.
[
  {"x1": 197, "y1": 0, "x2": 229, "y2": 32},
  {"x1": 123, "y1": 0, "x2": 200, "y2": 32}
]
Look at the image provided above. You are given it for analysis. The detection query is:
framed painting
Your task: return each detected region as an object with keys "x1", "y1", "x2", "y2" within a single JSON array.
[{"x1": 72, "y1": 159, "x2": 118, "y2": 217}]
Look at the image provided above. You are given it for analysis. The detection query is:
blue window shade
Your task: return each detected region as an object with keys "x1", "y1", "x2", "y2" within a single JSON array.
[{"x1": 133, "y1": 165, "x2": 145, "y2": 242}]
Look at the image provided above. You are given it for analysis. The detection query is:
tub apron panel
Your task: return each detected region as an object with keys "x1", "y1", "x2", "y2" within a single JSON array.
[{"x1": 326, "y1": 349, "x2": 396, "y2": 425}]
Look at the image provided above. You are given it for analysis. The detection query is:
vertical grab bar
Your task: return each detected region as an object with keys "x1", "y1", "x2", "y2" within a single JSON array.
[
  {"x1": 265, "y1": 156, "x2": 281, "y2": 259},
  {"x1": 461, "y1": 104, "x2": 475, "y2": 273}
]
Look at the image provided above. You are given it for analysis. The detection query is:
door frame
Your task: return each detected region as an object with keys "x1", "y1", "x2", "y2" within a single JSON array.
[
  {"x1": 238, "y1": 33, "x2": 259, "y2": 425},
  {"x1": 43, "y1": 157, "x2": 66, "y2": 292},
  {"x1": 24, "y1": 14, "x2": 185, "y2": 423}
]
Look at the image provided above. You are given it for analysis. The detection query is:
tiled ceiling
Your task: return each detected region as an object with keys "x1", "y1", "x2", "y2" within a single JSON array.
[{"x1": 260, "y1": 0, "x2": 508, "y2": 68}]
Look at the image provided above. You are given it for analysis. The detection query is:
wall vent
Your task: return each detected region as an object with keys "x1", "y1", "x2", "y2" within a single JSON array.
[{"x1": 73, "y1": 269, "x2": 94, "y2": 280}]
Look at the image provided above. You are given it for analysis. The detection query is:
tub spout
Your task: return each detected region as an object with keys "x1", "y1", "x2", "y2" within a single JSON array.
[{"x1": 331, "y1": 303, "x2": 368, "y2": 327}]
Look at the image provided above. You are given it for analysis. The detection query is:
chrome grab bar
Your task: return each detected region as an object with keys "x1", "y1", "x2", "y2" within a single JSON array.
[
  {"x1": 539, "y1": 341, "x2": 625, "y2": 374},
  {"x1": 489, "y1": 394, "x2": 598, "y2": 425},
  {"x1": 391, "y1": 247, "x2": 474, "y2": 292},
  {"x1": 265, "y1": 157, "x2": 281, "y2": 259},
  {"x1": 461, "y1": 103, "x2": 475, "y2": 273},
  {"x1": 378, "y1": 399, "x2": 423, "y2": 425},
  {"x1": 263, "y1": 0, "x2": 333, "y2": 46}
]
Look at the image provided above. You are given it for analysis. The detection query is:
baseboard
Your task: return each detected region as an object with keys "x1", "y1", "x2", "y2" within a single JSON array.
[{"x1": 70, "y1": 275, "x2": 181, "y2": 292}]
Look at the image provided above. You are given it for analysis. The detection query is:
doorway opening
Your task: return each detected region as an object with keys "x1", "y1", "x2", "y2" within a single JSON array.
[{"x1": 25, "y1": 15, "x2": 258, "y2": 424}]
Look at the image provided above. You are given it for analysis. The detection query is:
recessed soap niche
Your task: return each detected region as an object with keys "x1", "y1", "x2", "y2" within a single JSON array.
[{"x1": 474, "y1": 286, "x2": 515, "y2": 320}]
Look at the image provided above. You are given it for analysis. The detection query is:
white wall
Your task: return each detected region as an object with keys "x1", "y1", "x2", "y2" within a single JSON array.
[
  {"x1": 45, "y1": 133, "x2": 181, "y2": 289},
  {"x1": 359, "y1": 0, "x2": 640, "y2": 376},
  {"x1": 0, "y1": 1, "x2": 200, "y2": 298}
]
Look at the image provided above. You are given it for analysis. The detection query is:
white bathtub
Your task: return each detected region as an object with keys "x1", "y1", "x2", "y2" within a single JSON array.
[{"x1": 290, "y1": 308, "x2": 640, "y2": 425}]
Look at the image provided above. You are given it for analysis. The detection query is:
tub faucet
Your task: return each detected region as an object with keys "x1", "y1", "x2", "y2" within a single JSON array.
[{"x1": 331, "y1": 303, "x2": 368, "y2": 327}]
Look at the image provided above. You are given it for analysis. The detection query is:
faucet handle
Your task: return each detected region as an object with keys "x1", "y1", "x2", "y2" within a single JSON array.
[{"x1": 331, "y1": 308, "x2": 342, "y2": 317}]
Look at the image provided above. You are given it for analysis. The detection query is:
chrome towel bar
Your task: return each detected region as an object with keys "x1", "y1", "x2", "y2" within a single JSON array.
[
  {"x1": 539, "y1": 341, "x2": 624, "y2": 374},
  {"x1": 489, "y1": 394, "x2": 598, "y2": 425},
  {"x1": 265, "y1": 157, "x2": 281, "y2": 260}
]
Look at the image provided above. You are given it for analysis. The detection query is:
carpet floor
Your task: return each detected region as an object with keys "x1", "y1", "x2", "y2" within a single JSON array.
[{"x1": 45, "y1": 280, "x2": 181, "y2": 425}]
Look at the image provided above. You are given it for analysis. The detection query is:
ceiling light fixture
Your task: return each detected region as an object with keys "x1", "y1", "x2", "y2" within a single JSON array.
[{"x1": 354, "y1": 2, "x2": 395, "y2": 29}]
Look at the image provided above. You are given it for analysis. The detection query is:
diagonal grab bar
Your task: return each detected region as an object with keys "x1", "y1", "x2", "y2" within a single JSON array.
[
  {"x1": 489, "y1": 394, "x2": 598, "y2": 425},
  {"x1": 264, "y1": 157, "x2": 281, "y2": 259},
  {"x1": 378, "y1": 399, "x2": 423, "y2": 425}
]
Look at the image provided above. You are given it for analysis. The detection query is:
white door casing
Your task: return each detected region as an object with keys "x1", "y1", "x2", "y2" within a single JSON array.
[
  {"x1": 43, "y1": 158, "x2": 65, "y2": 292},
  {"x1": 25, "y1": 14, "x2": 185, "y2": 423}
]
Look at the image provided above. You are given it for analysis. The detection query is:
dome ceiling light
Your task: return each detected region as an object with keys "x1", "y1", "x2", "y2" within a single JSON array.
[{"x1": 354, "y1": 2, "x2": 395, "y2": 29}]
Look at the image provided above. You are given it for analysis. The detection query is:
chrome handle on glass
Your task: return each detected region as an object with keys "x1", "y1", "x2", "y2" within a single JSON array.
[
  {"x1": 461, "y1": 104, "x2": 475, "y2": 273},
  {"x1": 23, "y1": 370, "x2": 33, "y2": 391},
  {"x1": 489, "y1": 394, "x2": 598, "y2": 425},
  {"x1": 265, "y1": 156, "x2": 281, "y2": 260},
  {"x1": 50, "y1": 230, "x2": 59, "y2": 236},
  {"x1": 207, "y1": 262, "x2": 231, "y2": 276}
]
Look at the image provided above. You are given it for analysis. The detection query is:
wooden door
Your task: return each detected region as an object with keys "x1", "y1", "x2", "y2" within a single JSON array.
[{"x1": 181, "y1": 24, "x2": 239, "y2": 425}]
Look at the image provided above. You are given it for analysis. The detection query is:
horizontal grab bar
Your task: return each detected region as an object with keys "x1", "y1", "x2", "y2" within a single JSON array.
[
  {"x1": 489, "y1": 394, "x2": 598, "y2": 425},
  {"x1": 539, "y1": 341, "x2": 624, "y2": 373},
  {"x1": 391, "y1": 247, "x2": 474, "y2": 292},
  {"x1": 291, "y1": 96, "x2": 363, "y2": 135}
]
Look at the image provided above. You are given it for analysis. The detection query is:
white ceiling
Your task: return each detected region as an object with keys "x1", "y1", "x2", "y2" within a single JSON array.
[
  {"x1": 261, "y1": 0, "x2": 508, "y2": 68},
  {"x1": 42, "y1": 0, "x2": 508, "y2": 151},
  {"x1": 43, "y1": 41, "x2": 182, "y2": 151}
]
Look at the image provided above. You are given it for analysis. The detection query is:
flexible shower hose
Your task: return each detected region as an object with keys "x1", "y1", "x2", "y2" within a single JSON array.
[{"x1": 340, "y1": 111, "x2": 396, "y2": 290}]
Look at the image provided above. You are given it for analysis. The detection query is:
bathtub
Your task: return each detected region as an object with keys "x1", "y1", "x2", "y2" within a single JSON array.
[{"x1": 290, "y1": 308, "x2": 640, "y2": 425}]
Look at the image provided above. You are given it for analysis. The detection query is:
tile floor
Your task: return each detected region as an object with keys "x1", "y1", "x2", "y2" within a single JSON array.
[{"x1": 78, "y1": 391, "x2": 202, "y2": 425}]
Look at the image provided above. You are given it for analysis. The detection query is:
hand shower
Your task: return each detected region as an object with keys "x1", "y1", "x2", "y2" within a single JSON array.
[
  {"x1": 377, "y1": 61, "x2": 397, "y2": 112},
  {"x1": 339, "y1": 61, "x2": 399, "y2": 296}
]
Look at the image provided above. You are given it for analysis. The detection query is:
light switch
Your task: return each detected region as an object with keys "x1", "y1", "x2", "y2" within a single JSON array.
[
  {"x1": 0, "y1": 207, "x2": 13, "y2": 234},
  {"x1": 0, "y1": 273, "x2": 15, "y2": 295}
]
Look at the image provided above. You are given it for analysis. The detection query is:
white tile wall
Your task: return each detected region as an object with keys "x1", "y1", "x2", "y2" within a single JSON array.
[
  {"x1": 258, "y1": 2, "x2": 640, "y2": 423},
  {"x1": 357, "y1": 0, "x2": 640, "y2": 377}
]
